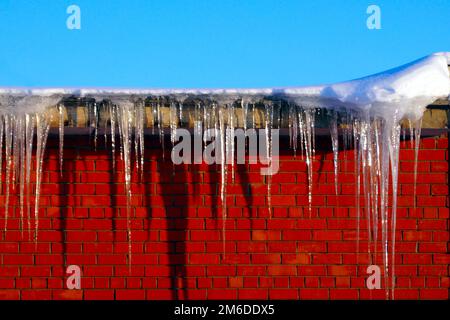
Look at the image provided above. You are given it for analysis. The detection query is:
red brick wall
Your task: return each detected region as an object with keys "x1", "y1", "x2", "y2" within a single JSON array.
[{"x1": 0, "y1": 134, "x2": 448, "y2": 300}]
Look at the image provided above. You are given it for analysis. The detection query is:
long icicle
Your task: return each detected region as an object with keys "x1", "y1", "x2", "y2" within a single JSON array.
[
  {"x1": 25, "y1": 114, "x2": 35, "y2": 238},
  {"x1": 117, "y1": 102, "x2": 133, "y2": 265},
  {"x1": 59, "y1": 104, "x2": 64, "y2": 176},
  {"x1": 18, "y1": 115, "x2": 25, "y2": 234},
  {"x1": 34, "y1": 113, "x2": 51, "y2": 241},
  {"x1": 388, "y1": 116, "x2": 401, "y2": 299},
  {"x1": 330, "y1": 110, "x2": 339, "y2": 196},
  {"x1": 219, "y1": 105, "x2": 227, "y2": 254},
  {"x1": 264, "y1": 103, "x2": 274, "y2": 217},
  {"x1": 109, "y1": 102, "x2": 117, "y2": 170},
  {"x1": 413, "y1": 117, "x2": 423, "y2": 207},
  {"x1": 3, "y1": 115, "x2": 13, "y2": 231}
]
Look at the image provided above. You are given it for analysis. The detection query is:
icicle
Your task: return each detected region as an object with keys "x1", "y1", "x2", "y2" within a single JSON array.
[
  {"x1": 157, "y1": 101, "x2": 165, "y2": 159},
  {"x1": 3, "y1": 115, "x2": 12, "y2": 231},
  {"x1": 109, "y1": 103, "x2": 117, "y2": 170},
  {"x1": 329, "y1": 111, "x2": 339, "y2": 195},
  {"x1": 169, "y1": 100, "x2": 178, "y2": 175},
  {"x1": 353, "y1": 115, "x2": 362, "y2": 259},
  {"x1": 12, "y1": 115, "x2": 19, "y2": 187},
  {"x1": 34, "y1": 113, "x2": 51, "y2": 241},
  {"x1": 289, "y1": 103, "x2": 298, "y2": 156},
  {"x1": 389, "y1": 118, "x2": 401, "y2": 299},
  {"x1": 25, "y1": 114, "x2": 34, "y2": 238},
  {"x1": 252, "y1": 103, "x2": 256, "y2": 129},
  {"x1": 116, "y1": 101, "x2": 134, "y2": 264},
  {"x1": 194, "y1": 102, "x2": 203, "y2": 164},
  {"x1": 301, "y1": 107, "x2": 315, "y2": 215},
  {"x1": 18, "y1": 115, "x2": 25, "y2": 234},
  {"x1": 218, "y1": 106, "x2": 227, "y2": 253},
  {"x1": 264, "y1": 103, "x2": 274, "y2": 216},
  {"x1": 203, "y1": 102, "x2": 208, "y2": 145},
  {"x1": 138, "y1": 100, "x2": 145, "y2": 177},
  {"x1": 59, "y1": 104, "x2": 64, "y2": 176},
  {"x1": 371, "y1": 119, "x2": 382, "y2": 254},
  {"x1": 104, "y1": 103, "x2": 109, "y2": 148},
  {"x1": 360, "y1": 112, "x2": 374, "y2": 260},
  {"x1": 311, "y1": 109, "x2": 316, "y2": 157},
  {"x1": 179, "y1": 101, "x2": 183, "y2": 125},
  {"x1": 134, "y1": 99, "x2": 145, "y2": 176},
  {"x1": 242, "y1": 100, "x2": 248, "y2": 133},
  {"x1": 298, "y1": 106, "x2": 305, "y2": 158},
  {"x1": 408, "y1": 119, "x2": 414, "y2": 148},
  {"x1": 93, "y1": 102, "x2": 98, "y2": 150},
  {"x1": 412, "y1": 117, "x2": 422, "y2": 207},
  {"x1": 170, "y1": 101, "x2": 178, "y2": 146},
  {"x1": 151, "y1": 102, "x2": 157, "y2": 135},
  {"x1": 227, "y1": 103, "x2": 235, "y2": 182}
]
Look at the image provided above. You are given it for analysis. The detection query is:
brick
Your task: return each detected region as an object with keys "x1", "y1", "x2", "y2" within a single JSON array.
[
  {"x1": 0, "y1": 137, "x2": 448, "y2": 301},
  {"x1": 330, "y1": 289, "x2": 358, "y2": 300},
  {"x1": 238, "y1": 289, "x2": 268, "y2": 299},
  {"x1": 267, "y1": 266, "x2": 297, "y2": 276},
  {"x1": 0, "y1": 290, "x2": 21, "y2": 300},
  {"x1": 22, "y1": 290, "x2": 52, "y2": 300},
  {"x1": 419, "y1": 289, "x2": 448, "y2": 300},
  {"x1": 269, "y1": 289, "x2": 298, "y2": 299},
  {"x1": 208, "y1": 289, "x2": 237, "y2": 299},
  {"x1": 52, "y1": 290, "x2": 83, "y2": 300},
  {"x1": 299, "y1": 289, "x2": 329, "y2": 300},
  {"x1": 116, "y1": 290, "x2": 146, "y2": 300}
]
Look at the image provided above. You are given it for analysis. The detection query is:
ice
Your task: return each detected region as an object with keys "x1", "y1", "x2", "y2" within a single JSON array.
[
  {"x1": 134, "y1": 99, "x2": 145, "y2": 177},
  {"x1": 299, "y1": 107, "x2": 316, "y2": 215},
  {"x1": 413, "y1": 118, "x2": 423, "y2": 205},
  {"x1": 113, "y1": 99, "x2": 134, "y2": 264},
  {"x1": 18, "y1": 115, "x2": 25, "y2": 234},
  {"x1": 59, "y1": 104, "x2": 64, "y2": 176},
  {"x1": 228, "y1": 103, "x2": 236, "y2": 183},
  {"x1": 25, "y1": 114, "x2": 35, "y2": 237},
  {"x1": 388, "y1": 119, "x2": 401, "y2": 299},
  {"x1": 92, "y1": 102, "x2": 98, "y2": 150},
  {"x1": 34, "y1": 113, "x2": 51, "y2": 241},
  {"x1": 157, "y1": 100, "x2": 165, "y2": 159},
  {"x1": 329, "y1": 110, "x2": 339, "y2": 195},
  {"x1": 242, "y1": 100, "x2": 248, "y2": 133},
  {"x1": 109, "y1": 102, "x2": 117, "y2": 170},
  {"x1": 218, "y1": 106, "x2": 228, "y2": 250},
  {"x1": 288, "y1": 103, "x2": 299, "y2": 156},
  {"x1": 264, "y1": 104, "x2": 274, "y2": 216},
  {"x1": 3, "y1": 115, "x2": 12, "y2": 231},
  {"x1": 170, "y1": 101, "x2": 178, "y2": 147}
]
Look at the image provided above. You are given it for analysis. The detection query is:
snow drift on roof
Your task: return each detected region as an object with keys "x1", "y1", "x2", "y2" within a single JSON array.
[{"x1": 0, "y1": 52, "x2": 449, "y2": 120}]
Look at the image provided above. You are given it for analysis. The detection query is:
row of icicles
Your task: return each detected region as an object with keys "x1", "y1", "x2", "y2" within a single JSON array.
[{"x1": 0, "y1": 98, "x2": 424, "y2": 299}]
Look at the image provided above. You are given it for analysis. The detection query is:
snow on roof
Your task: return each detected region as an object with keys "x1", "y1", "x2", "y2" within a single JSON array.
[{"x1": 0, "y1": 52, "x2": 449, "y2": 120}]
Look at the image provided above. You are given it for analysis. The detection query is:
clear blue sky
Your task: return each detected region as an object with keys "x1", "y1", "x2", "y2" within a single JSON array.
[{"x1": 0, "y1": 0, "x2": 449, "y2": 88}]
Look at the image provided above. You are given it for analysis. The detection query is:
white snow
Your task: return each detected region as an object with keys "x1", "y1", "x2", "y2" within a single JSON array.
[
  {"x1": 0, "y1": 52, "x2": 448, "y2": 118},
  {"x1": 317, "y1": 53, "x2": 450, "y2": 120}
]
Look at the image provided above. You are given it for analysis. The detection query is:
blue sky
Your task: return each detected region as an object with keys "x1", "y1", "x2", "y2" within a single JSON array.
[{"x1": 0, "y1": 0, "x2": 449, "y2": 88}]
